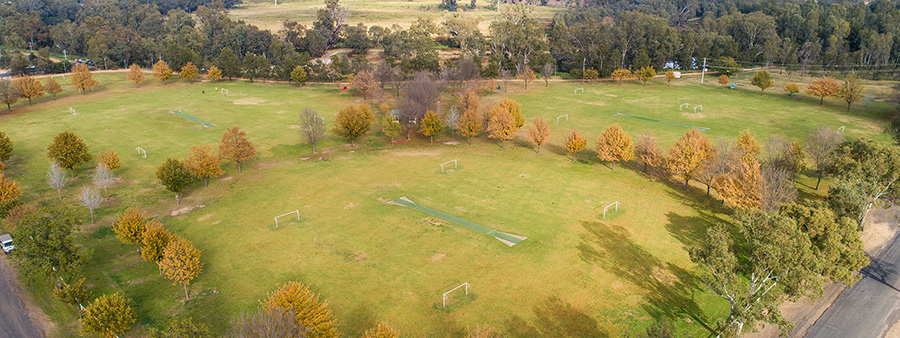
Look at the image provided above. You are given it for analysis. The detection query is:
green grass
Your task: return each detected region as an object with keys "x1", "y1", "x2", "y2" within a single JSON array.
[
  {"x1": 0, "y1": 71, "x2": 895, "y2": 337},
  {"x1": 228, "y1": 0, "x2": 562, "y2": 32}
]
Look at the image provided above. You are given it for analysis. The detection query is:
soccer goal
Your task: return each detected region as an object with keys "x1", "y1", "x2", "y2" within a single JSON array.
[
  {"x1": 69, "y1": 107, "x2": 77, "y2": 116},
  {"x1": 838, "y1": 126, "x2": 845, "y2": 133},
  {"x1": 274, "y1": 210, "x2": 300, "y2": 228},
  {"x1": 316, "y1": 115, "x2": 325, "y2": 123},
  {"x1": 574, "y1": 88, "x2": 584, "y2": 95},
  {"x1": 693, "y1": 105, "x2": 703, "y2": 113},
  {"x1": 443, "y1": 282, "x2": 470, "y2": 307},
  {"x1": 679, "y1": 103, "x2": 689, "y2": 111},
  {"x1": 221, "y1": 89, "x2": 229, "y2": 95},
  {"x1": 441, "y1": 159, "x2": 458, "y2": 173},
  {"x1": 603, "y1": 201, "x2": 619, "y2": 218},
  {"x1": 556, "y1": 114, "x2": 569, "y2": 123},
  {"x1": 135, "y1": 147, "x2": 147, "y2": 158}
]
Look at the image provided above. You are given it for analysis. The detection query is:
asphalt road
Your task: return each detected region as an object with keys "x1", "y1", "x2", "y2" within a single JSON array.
[
  {"x1": 805, "y1": 231, "x2": 900, "y2": 338},
  {"x1": 0, "y1": 255, "x2": 43, "y2": 338}
]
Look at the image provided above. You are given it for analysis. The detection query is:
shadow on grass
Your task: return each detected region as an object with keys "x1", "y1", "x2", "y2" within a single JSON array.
[
  {"x1": 576, "y1": 221, "x2": 717, "y2": 336},
  {"x1": 503, "y1": 297, "x2": 609, "y2": 338}
]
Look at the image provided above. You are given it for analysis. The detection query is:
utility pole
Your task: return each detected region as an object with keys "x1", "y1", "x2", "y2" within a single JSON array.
[{"x1": 700, "y1": 57, "x2": 707, "y2": 85}]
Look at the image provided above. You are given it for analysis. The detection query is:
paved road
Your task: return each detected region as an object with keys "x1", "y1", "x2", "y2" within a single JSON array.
[
  {"x1": 0, "y1": 255, "x2": 43, "y2": 338},
  {"x1": 805, "y1": 231, "x2": 900, "y2": 338}
]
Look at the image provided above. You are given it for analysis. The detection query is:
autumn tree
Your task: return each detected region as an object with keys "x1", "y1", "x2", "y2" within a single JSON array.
[
  {"x1": 528, "y1": 116, "x2": 551, "y2": 153},
  {"x1": 763, "y1": 137, "x2": 805, "y2": 176},
  {"x1": 160, "y1": 237, "x2": 203, "y2": 300},
  {"x1": 45, "y1": 77, "x2": 62, "y2": 99},
  {"x1": 13, "y1": 75, "x2": 44, "y2": 105},
  {"x1": 0, "y1": 131, "x2": 12, "y2": 165},
  {"x1": 97, "y1": 149, "x2": 121, "y2": 170},
  {"x1": 185, "y1": 145, "x2": 223, "y2": 187},
  {"x1": 596, "y1": 125, "x2": 634, "y2": 170},
  {"x1": 0, "y1": 174, "x2": 20, "y2": 203},
  {"x1": 141, "y1": 220, "x2": 174, "y2": 266},
  {"x1": 126, "y1": 64, "x2": 145, "y2": 87},
  {"x1": 806, "y1": 77, "x2": 840, "y2": 105},
  {"x1": 381, "y1": 115, "x2": 402, "y2": 144},
  {"x1": 46, "y1": 162, "x2": 67, "y2": 200},
  {"x1": 583, "y1": 68, "x2": 599, "y2": 82},
  {"x1": 81, "y1": 293, "x2": 136, "y2": 338},
  {"x1": 635, "y1": 66, "x2": 656, "y2": 85},
  {"x1": 0, "y1": 79, "x2": 19, "y2": 110},
  {"x1": 634, "y1": 130, "x2": 662, "y2": 173},
  {"x1": 784, "y1": 82, "x2": 800, "y2": 98},
  {"x1": 806, "y1": 127, "x2": 844, "y2": 190},
  {"x1": 71, "y1": 63, "x2": 98, "y2": 94},
  {"x1": 486, "y1": 105, "x2": 517, "y2": 148},
  {"x1": 180, "y1": 62, "x2": 199, "y2": 83},
  {"x1": 351, "y1": 70, "x2": 378, "y2": 100},
  {"x1": 47, "y1": 131, "x2": 92, "y2": 177},
  {"x1": 664, "y1": 69, "x2": 675, "y2": 86},
  {"x1": 565, "y1": 128, "x2": 587, "y2": 160},
  {"x1": 519, "y1": 67, "x2": 536, "y2": 89},
  {"x1": 219, "y1": 127, "x2": 257, "y2": 173},
  {"x1": 153, "y1": 60, "x2": 174, "y2": 84},
  {"x1": 78, "y1": 186, "x2": 102, "y2": 223},
  {"x1": 156, "y1": 158, "x2": 193, "y2": 205},
  {"x1": 750, "y1": 71, "x2": 773, "y2": 94},
  {"x1": 112, "y1": 208, "x2": 147, "y2": 249},
  {"x1": 299, "y1": 108, "x2": 326, "y2": 153},
  {"x1": 290, "y1": 65, "x2": 307, "y2": 86},
  {"x1": 498, "y1": 97, "x2": 524, "y2": 128},
  {"x1": 695, "y1": 140, "x2": 727, "y2": 196},
  {"x1": 207, "y1": 65, "x2": 223, "y2": 81},
  {"x1": 717, "y1": 75, "x2": 729, "y2": 86},
  {"x1": 363, "y1": 323, "x2": 400, "y2": 338},
  {"x1": 332, "y1": 104, "x2": 374, "y2": 146},
  {"x1": 714, "y1": 131, "x2": 763, "y2": 209},
  {"x1": 262, "y1": 281, "x2": 338, "y2": 338},
  {"x1": 839, "y1": 74, "x2": 863, "y2": 111},
  {"x1": 457, "y1": 105, "x2": 482, "y2": 144},
  {"x1": 420, "y1": 111, "x2": 443, "y2": 143},
  {"x1": 611, "y1": 69, "x2": 631, "y2": 85},
  {"x1": 667, "y1": 129, "x2": 714, "y2": 187}
]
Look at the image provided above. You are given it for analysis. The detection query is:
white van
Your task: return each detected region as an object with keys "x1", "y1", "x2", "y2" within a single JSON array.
[{"x1": 0, "y1": 234, "x2": 14, "y2": 254}]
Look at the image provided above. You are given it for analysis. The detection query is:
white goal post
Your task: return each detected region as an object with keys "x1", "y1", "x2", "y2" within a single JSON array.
[
  {"x1": 316, "y1": 115, "x2": 325, "y2": 123},
  {"x1": 679, "y1": 103, "x2": 689, "y2": 111},
  {"x1": 693, "y1": 105, "x2": 703, "y2": 113},
  {"x1": 838, "y1": 126, "x2": 845, "y2": 133},
  {"x1": 556, "y1": 114, "x2": 568, "y2": 123},
  {"x1": 69, "y1": 107, "x2": 77, "y2": 116},
  {"x1": 441, "y1": 159, "x2": 458, "y2": 173},
  {"x1": 221, "y1": 89, "x2": 229, "y2": 95},
  {"x1": 603, "y1": 201, "x2": 619, "y2": 218},
  {"x1": 135, "y1": 147, "x2": 146, "y2": 158},
  {"x1": 443, "y1": 282, "x2": 470, "y2": 307},
  {"x1": 274, "y1": 210, "x2": 300, "y2": 228},
  {"x1": 574, "y1": 88, "x2": 584, "y2": 95}
]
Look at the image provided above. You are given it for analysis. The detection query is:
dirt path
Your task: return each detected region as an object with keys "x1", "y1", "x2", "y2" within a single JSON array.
[{"x1": 0, "y1": 255, "x2": 49, "y2": 338}]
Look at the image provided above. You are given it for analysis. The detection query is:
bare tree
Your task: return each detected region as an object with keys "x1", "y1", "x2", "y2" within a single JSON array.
[
  {"x1": 458, "y1": 56, "x2": 479, "y2": 86},
  {"x1": 542, "y1": 62, "x2": 553, "y2": 87},
  {"x1": 299, "y1": 107, "x2": 326, "y2": 154},
  {"x1": 445, "y1": 107, "x2": 460, "y2": 138},
  {"x1": 401, "y1": 72, "x2": 440, "y2": 139},
  {"x1": 92, "y1": 163, "x2": 114, "y2": 196},
  {"x1": 760, "y1": 166, "x2": 797, "y2": 212},
  {"x1": 375, "y1": 62, "x2": 402, "y2": 95},
  {"x1": 47, "y1": 161, "x2": 68, "y2": 200},
  {"x1": 695, "y1": 140, "x2": 728, "y2": 196},
  {"x1": 806, "y1": 127, "x2": 844, "y2": 190},
  {"x1": 499, "y1": 68, "x2": 512, "y2": 91},
  {"x1": 78, "y1": 186, "x2": 102, "y2": 223},
  {"x1": 227, "y1": 307, "x2": 305, "y2": 338}
]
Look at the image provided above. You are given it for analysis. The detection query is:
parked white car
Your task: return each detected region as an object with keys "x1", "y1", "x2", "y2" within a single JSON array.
[{"x1": 0, "y1": 234, "x2": 14, "y2": 254}]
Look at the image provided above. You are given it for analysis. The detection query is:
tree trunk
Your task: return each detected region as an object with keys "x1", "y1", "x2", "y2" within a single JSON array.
[
  {"x1": 350, "y1": 139, "x2": 355, "y2": 147},
  {"x1": 176, "y1": 193, "x2": 180, "y2": 205},
  {"x1": 860, "y1": 202, "x2": 874, "y2": 230},
  {"x1": 184, "y1": 283, "x2": 190, "y2": 300},
  {"x1": 238, "y1": 162, "x2": 243, "y2": 174},
  {"x1": 815, "y1": 173, "x2": 823, "y2": 190},
  {"x1": 312, "y1": 143, "x2": 317, "y2": 154},
  {"x1": 430, "y1": 136, "x2": 433, "y2": 143},
  {"x1": 847, "y1": 102, "x2": 851, "y2": 111},
  {"x1": 70, "y1": 167, "x2": 75, "y2": 178},
  {"x1": 820, "y1": 97, "x2": 824, "y2": 105},
  {"x1": 684, "y1": 178, "x2": 689, "y2": 190},
  {"x1": 28, "y1": 97, "x2": 32, "y2": 105},
  {"x1": 204, "y1": 177, "x2": 208, "y2": 187},
  {"x1": 706, "y1": 184, "x2": 710, "y2": 196},
  {"x1": 57, "y1": 189, "x2": 61, "y2": 200},
  {"x1": 612, "y1": 162, "x2": 616, "y2": 170},
  {"x1": 536, "y1": 144, "x2": 541, "y2": 153},
  {"x1": 642, "y1": 162, "x2": 647, "y2": 172}
]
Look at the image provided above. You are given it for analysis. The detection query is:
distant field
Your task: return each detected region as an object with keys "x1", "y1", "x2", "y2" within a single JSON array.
[
  {"x1": 1, "y1": 71, "x2": 895, "y2": 337},
  {"x1": 229, "y1": 0, "x2": 562, "y2": 32}
]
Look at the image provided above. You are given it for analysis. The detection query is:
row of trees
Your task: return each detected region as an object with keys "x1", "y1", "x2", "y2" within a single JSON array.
[
  {"x1": 0, "y1": 64, "x2": 99, "y2": 110},
  {"x1": 717, "y1": 71, "x2": 865, "y2": 110}
]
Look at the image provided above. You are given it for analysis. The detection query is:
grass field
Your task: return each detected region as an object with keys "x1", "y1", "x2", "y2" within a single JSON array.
[
  {"x1": 1, "y1": 71, "x2": 896, "y2": 337},
  {"x1": 228, "y1": 0, "x2": 562, "y2": 33}
]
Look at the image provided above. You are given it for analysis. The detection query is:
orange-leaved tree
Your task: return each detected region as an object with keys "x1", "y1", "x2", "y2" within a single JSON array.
[
  {"x1": 486, "y1": 104, "x2": 517, "y2": 148},
  {"x1": 498, "y1": 97, "x2": 524, "y2": 128},
  {"x1": 457, "y1": 105, "x2": 482, "y2": 144},
  {"x1": 180, "y1": 62, "x2": 199, "y2": 83},
  {"x1": 159, "y1": 237, "x2": 203, "y2": 300},
  {"x1": 596, "y1": 124, "x2": 634, "y2": 170},
  {"x1": 141, "y1": 220, "x2": 175, "y2": 267},
  {"x1": 635, "y1": 130, "x2": 662, "y2": 172},
  {"x1": 262, "y1": 281, "x2": 338, "y2": 338},
  {"x1": 713, "y1": 130, "x2": 763, "y2": 209},
  {"x1": 97, "y1": 149, "x2": 121, "y2": 170},
  {"x1": 806, "y1": 77, "x2": 840, "y2": 105},
  {"x1": 565, "y1": 128, "x2": 587, "y2": 160},
  {"x1": 45, "y1": 77, "x2": 63, "y2": 99},
  {"x1": 13, "y1": 75, "x2": 44, "y2": 105},
  {"x1": 0, "y1": 174, "x2": 20, "y2": 202},
  {"x1": 666, "y1": 129, "x2": 714, "y2": 188},
  {"x1": 528, "y1": 116, "x2": 551, "y2": 153},
  {"x1": 363, "y1": 323, "x2": 399, "y2": 338},
  {"x1": 184, "y1": 145, "x2": 223, "y2": 187},
  {"x1": 218, "y1": 127, "x2": 257, "y2": 174},
  {"x1": 126, "y1": 64, "x2": 145, "y2": 87},
  {"x1": 153, "y1": 60, "x2": 173, "y2": 84}
]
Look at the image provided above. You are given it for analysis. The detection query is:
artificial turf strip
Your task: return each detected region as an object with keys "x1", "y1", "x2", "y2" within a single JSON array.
[
  {"x1": 170, "y1": 110, "x2": 216, "y2": 127},
  {"x1": 389, "y1": 196, "x2": 527, "y2": 246},
  {"x1": 612, "y1": 112, "x2": 710, "y2": 131}
]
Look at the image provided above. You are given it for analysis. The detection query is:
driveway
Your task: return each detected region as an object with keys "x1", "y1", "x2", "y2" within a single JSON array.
[{"x1": 0, "y1": 255, "x2": 43, "y2": 338}]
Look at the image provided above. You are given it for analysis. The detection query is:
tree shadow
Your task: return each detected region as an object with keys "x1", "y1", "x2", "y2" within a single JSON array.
[
  {"x1": 664, "y1": 212, "x2": 715, "y2": 249},
  {"x1": 861, "y1": 256, "x2": 900, "y2": 292},
  {"x1": 577, "y1": 221, "x2": 717, "y2": 335},
  {"x1": 503, "y1": 297, "x2": 609, "y2": 338}
]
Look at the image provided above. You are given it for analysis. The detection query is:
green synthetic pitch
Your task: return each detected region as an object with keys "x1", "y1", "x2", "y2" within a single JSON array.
[
  {"x1": 170, "y1": 110, "x2": 216, "y2": 127},
  {"x1": 612, "y1": 113, "x2": 709, "y2": 131},
  {"x1": 389, "y1": 197, "x2": 527, "y2": 246}
]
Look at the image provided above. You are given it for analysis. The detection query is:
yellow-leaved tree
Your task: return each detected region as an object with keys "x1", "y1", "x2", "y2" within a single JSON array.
[
  {"x1": 784, "y1": 82, "x2": 800, "y2": 98},
  {"x1": 498, "y1": 97, "x2": 524, "y2": 128},
  {"x1": 596, "y1": 124, "x2": 634, "y2": 170},
  {"x1": 13, "y1": 75, "x2": 44, "y2": 105},
  {"x1": 180, "y1": 62, "x2": 199, "y2": 83},
  {"x1": 97, "y1": 149, "x2": 121, "y2": 170},
  {"x1": 159, "y1": 237, "x2": 203, "y2": 300},
  {"x1": 47, "y1": 131, "x2": 92, "y2": 177},
  {"x1": 363, "y1": 323, "x2": 400, "y2": 338},
  {"x1": 457, "y1": 105, "x2": 482, "y2": 144},
  {"x1": 718, "y1": 75, "x2": 729, "y2": 86},
  {"x1": 419, "y1": 110, "x2": 443, "y2": 143},
  {"x1": 518, "y1": 67, "x2": 536, "y2": 89},
  {"x1": 636, "y1": 66, "x2": 656, "y2": 85},
  {"x1": 80, "y1": 292, "x2": 136, "y2": 338},
  {"x1": 332, "y1": 104, "x2": 374, "y2": 146},
  {"x1": 635, "y1": 130, "x2": 662, "y2": 172},
  {"x1": 112, "y1": 208, "x2": 147, "y2": 250},
  {"x1": 184, "y1": 144, "x2": 223, "y2": 187},
  {"x1": 667, "y1": 129, "x2": 714, "y2": 187},
  {"x1": 126, "y1": 64, "x2": 145, "y2": 88},
  {"x1": 141, "y1": 220, "x2": 175, "y2": 266},
  {"x1": 263, "y1": 281, "x2": 338, "y2": 338},
  {"x1": 665, "y1": 69, "x2": 676, "y2": 86},
  {"x1": 153, "y1": 60, "x2": 173, "y2": 84},
  {"x1": 71, "y1": 63, "x2": 98, "y2": 94},
  {"x1": 611, "y1": 68, "x2": 631, "y2": 85},
  {"x1": 713, "y1": 130, "x2": 763, "y2": 209},
  {"x1": 218, "y1": 127, "x2": 257, "y2": 174},
  {"x1": 0, "y1": 174, "x2": 21, "y2": 202},
  {"x1": 207, "y1": 65, "x2": 223, "y2": 81},
  {"x1": 528, "y1": 116, "x2": 551, "y2": 153},
  {"x1": 381, "y1": 115, "x2": 402, "y2": 144},
  {"x1": 565, "y1": 128, "x2": 587, "y2": 160},
  {"x1": 486, "y1": 104, "x2": 517, "y2": 148},
  {"x1": 45, "y1": 77, "x2": 63, "y2": 99}
]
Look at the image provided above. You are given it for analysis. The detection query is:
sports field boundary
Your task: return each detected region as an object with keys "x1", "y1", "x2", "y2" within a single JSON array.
[
  {"x1": 388, "y1": 197, "x2": 527, "y2": 247},
  {"x1": 170, "y1": 110, "x2": 216, "y2": 127}
]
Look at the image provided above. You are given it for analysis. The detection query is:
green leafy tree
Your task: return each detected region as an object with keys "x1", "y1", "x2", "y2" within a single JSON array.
[
  {"x1": 216, "y1": 48, "x2": 243, "y2": 80},
  {"x1": 714, "y1": 57, "x2": 740, "y2": 76},
  {"x1": 826, "y1": 138, "x2": 900, "y2": 229},
  {"x1": 12, "y1": 207, "x2": 84, "y2": 280},
  {"x1": 81, "y1": 293, "x2": 136, "y2": 338},
  {"x1": 53, "y1": 277, "x2": 88, "y2": 316},
  {"x1": 150, "y1": 317, "x2": 210, "y2": 338},
  {"x1": 47, "y1": 131, "x2": 92, "y2": 177},
  {"x1": 156, "y1": 158, "x2": 193, "y2": 205},
  {"x1": 290, "y1": 65, "x2": 307, "y2": 86},
  {"x1": 781, "y1": 202, "x2": 868, "y2": 285},
  {"x1": 0, "y1": 131, "x2": 12, "y2": 164},
  {"x1": 751, "y1": 71, "x2": 773, "y2": 94}
]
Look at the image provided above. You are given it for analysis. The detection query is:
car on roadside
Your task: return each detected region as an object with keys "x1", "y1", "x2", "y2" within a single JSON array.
[{"x1": 0, "y1": 234, "x2": 14, "y2": 254}]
